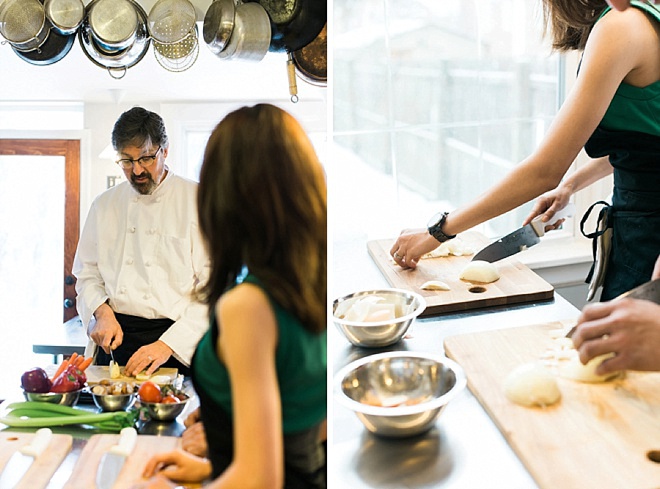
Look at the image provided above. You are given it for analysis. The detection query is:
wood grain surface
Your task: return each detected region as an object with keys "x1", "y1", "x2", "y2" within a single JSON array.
[
  {"x1": 444, "y1": 321, "x2": 660, "y2": 489},
  {"x1": 63, "y1": 434, "x2": 192, "y2": 489},
  {"x1": 0, "y1": 431, "x2": 73, "y2": 489},
  {"x1": 44, "y1": 365, "x2": 178, "y2": 385},
  {"x1": 367, "y1": 232, "x2": 554, "y2": 316}
]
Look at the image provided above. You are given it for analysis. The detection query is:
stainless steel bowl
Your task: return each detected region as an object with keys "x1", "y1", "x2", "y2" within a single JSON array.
[
  {"x1": 141, "y1": 398, "x2": 188, "y2": 422},
  {"x1": 24, "y1": 389, "x2": 82, "y2": 407},
  {"x1": 92, "y1": 392, "x2": 136, "y2": 412},
  {"x1": 333, "y1": 289, "x2": 426, "y2": 347},
  {"x1": 334, "y1": 352, "x2": 466, "y2": 437}
]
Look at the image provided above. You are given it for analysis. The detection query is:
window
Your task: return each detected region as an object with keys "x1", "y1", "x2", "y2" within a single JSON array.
[{"x1": 332, "y1": 0, "x2": 564, "y2": 243}]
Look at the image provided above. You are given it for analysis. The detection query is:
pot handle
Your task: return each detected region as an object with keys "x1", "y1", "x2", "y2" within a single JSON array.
[
  {"x1": 287, "y1": 52, "x2": 299, "y2": 103},
  {"x1": 107, "y1": 66, "x2": 127, "y2": 80}
]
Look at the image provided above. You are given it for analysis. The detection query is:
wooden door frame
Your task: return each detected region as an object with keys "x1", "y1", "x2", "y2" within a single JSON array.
[{"x1": 0, "y1": 139, "x2": 80, "y2": 322}]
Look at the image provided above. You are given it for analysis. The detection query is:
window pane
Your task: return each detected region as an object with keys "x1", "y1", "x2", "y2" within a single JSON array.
[
  {"x1": 333, "y1": 0, "x2": 560, "y2": 241},
  {"x1": 0, "y1": 155, "x2": 65, "y2": 382}
]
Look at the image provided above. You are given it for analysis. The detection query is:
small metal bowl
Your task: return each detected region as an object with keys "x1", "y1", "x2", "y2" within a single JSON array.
[
  {"x1": 141, "y1": 398, "x2": 188, "y2": 422},
  {"x1": 92, "y1": 392, "x2": 136, "y2": 412},
  {"x1": 333, "y1": 289, "x2": 426, "y2": 347},
  {"x1": 334, "y1": 351, "x2": 466, "y2": 437},
  {"x1": 23, "y1": 389, "x2": 82, "y2": 407}
]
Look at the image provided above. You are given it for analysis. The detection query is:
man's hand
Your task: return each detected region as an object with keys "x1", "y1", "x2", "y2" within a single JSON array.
[
  {"x1": 572, "y1": 298, "x2": 660, "y2": 375},
  {"x1": 90, "y1": 303, "x2": 123, "y2": 353},
  {"x1": 181, "y1": 421, "x2": 208, "y2": 458},
  {"x1": 125, "y1": 340, "x2": 173, "y2": 376}
]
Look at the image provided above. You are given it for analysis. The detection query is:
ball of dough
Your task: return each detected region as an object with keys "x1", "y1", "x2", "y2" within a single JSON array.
[
  {"x1": 459, "y1": 260, "x2": 500, "y2": 283},
  {"x1": 503, "y1": 362, "x2": 561, "y2": 407}
]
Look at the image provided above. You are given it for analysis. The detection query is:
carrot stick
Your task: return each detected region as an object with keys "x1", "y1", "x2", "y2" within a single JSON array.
[
  {"x1": 73, "y1": 356, "x2": 84, "y2": 367},
  {"x1": 51, "y1": 359, "x2": 70, "y2": 381},
  {"x1": 78, "y1": 357, "x2": 93, "y2": 372},
  {"x1": 69, "y1": 352, "x2": 78, "y2": 367}
]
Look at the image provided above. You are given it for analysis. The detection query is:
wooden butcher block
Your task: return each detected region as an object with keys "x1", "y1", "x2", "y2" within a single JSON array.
[
  {"x1": 0, "y1": 431, "x2": 73, "y2": 489},
  {"x1": 444, "y1": 321, "x2": 660, "y2": 489},
  {"x1": 63, "y1": 434, "x2": 193, "y2": 489},
  {"x1": 44, "y1": 365, "x2": 178, "y2": 385},
  {"x1": 83, "y1": 366, "x2": 178, "y2": 385},
  {"x1": 367, "y1": 231, "x2": 554, "y2": 316}
]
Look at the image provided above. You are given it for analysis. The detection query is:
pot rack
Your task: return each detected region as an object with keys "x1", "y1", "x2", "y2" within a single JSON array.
[{"x1": 0, "y1": 0, "x2": 326, "y2": 101}]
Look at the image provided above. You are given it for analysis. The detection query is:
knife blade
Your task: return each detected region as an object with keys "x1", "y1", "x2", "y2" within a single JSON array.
[
  {"x1": 566, "y1": 278, "x2": 660, "y2": 338},
  {"x1": 95, "y1": 427, "x2": 137, "y2": 489},
  {"x1": 472, "y1": 203, "x2": 575, "y2": 263},
  {"x1": 0, "y1": 428, "x2": 52, "y2": 489}
]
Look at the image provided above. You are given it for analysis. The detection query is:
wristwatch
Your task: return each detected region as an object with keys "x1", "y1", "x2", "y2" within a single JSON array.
[{"x1": 427, "y1": 211, "x2": 457, "y2": 243}]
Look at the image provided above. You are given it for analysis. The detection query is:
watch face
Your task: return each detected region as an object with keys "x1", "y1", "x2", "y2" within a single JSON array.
[{"x1": 427, "y1": 212, "x2": 443, "y2": 228}]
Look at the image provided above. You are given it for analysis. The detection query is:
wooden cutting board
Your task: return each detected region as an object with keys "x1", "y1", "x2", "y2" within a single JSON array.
[
  {"x1": 0, "y1": 431, "x2": 73, "y2": 489},
  {"x1": 63, "y1": 434, "x2": 201, "y2": 489},
  {"x1": 444, "y1": 321, "x2": 660, "y2": 489},
  {"x1": 44, "y1": 365, "x2": 178, "y2": 385},
  {"x1": 367, "y1": 231, "x2": 554, "y2": 316}
]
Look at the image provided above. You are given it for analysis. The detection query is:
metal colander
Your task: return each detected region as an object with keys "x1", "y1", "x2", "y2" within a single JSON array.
[
  {"x1": 0, "y1": 0, "x2": 46, "y2": 44},
  {"x1": 153, "y1": 24, "x2": 199, "y2": 72},
  {"x1": 148, "y1": 0, "x2": 197, "y2": 44},
  {"x1": 44, "y1": 0, "x2": 84, "y2": 34}
]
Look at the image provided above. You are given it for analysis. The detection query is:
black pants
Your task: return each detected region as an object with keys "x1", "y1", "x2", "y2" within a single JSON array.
[{"x1": 95, "y1": 313, "x2": 190, "y2": 376}]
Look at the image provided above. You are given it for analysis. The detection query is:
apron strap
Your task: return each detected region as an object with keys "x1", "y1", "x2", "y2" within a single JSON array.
[{"x1": 580, "y1": 201, "x2": 612, "y2": 284}]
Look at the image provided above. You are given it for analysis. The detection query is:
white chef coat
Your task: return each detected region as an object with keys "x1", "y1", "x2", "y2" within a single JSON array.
[{"x1": 73, "y1": 170, "x2": 210, "y2": 366}]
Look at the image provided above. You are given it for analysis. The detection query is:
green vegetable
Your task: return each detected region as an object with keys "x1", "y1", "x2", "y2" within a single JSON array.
[{"x1": 0, "y1": 402, "x2": 138, "y2": 431}]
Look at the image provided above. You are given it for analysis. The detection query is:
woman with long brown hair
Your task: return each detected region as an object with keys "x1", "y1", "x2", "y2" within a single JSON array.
[
  {"x1": 134, "y1": 104, "x2": 327, "y2": 489},
  {"x1": 391, "y1": 0, "x2": 660, "y2": 302}
]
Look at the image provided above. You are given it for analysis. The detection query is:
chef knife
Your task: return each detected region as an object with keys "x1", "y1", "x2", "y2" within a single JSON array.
[
  {"x1": 95, "y1": 427, "x2": 138, "y2": 489},
  {"x1": 472, "y1": 203, "x2": 575, "y2": 263},
  {"x1": 565, "y1": 278, "x2": 660, "y2": 338},
  {"x1": 0, "y1": 428, "x2": 52, "y2": 489}
]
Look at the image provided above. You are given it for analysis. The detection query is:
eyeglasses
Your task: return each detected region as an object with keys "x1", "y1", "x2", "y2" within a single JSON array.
[{"x1": 116, "y1": 146, "x2": 162, "y2": 169}]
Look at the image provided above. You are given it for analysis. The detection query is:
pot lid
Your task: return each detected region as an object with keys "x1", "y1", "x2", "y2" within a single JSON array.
[
  {"x1": 88, "y1": 0, "x2": 138, "y2": 45},
  {"x1": 45, "y1": 0, "x2": 84, "y2": 31}
]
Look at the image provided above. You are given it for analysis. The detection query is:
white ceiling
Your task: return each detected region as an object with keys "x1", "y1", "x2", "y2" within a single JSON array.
[{"x1": 0, "y1": 0, "x2": 326, "y2": 104}]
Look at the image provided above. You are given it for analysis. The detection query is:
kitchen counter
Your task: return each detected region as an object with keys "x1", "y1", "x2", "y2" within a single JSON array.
[
  {"x1": 0, "y1": 380, "x2": 198, "y2": 488},
  {"x1": 330, "y1": 239, "x2": 580, "y2": 489}
]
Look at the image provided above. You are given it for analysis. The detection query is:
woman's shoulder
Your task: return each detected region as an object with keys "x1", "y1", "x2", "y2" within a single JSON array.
[{"x1": 216, "y1": 282, "x2": 271, "y2": 319}]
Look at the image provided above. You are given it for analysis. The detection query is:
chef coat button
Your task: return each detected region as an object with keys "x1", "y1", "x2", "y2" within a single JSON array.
[
  {"x1": 129, "y1": 226, "x2": 136, "y2": 233},
  {"x1": 120, "y1": 287, "x2": 127, "y2": 294},
  {"x1": 143, "y1": 293, "x2": 151, "y2": 300},
  {"x1": 155, "y1": 197, "x2": 161, "y2": 203},
  {"x1": 126, "y1": 258, "x2": 134, "y2": 265},
  {"x1": 150, "y1": 228, "x2": 157, "y2": 235},
  {"x1": 145, "y1": 261, "x2": 151, "y2": 267}
]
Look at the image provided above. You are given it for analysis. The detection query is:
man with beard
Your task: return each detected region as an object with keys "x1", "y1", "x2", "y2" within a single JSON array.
[{"x1": 73, "y1": 107, "x2": 209, "y2": 377}]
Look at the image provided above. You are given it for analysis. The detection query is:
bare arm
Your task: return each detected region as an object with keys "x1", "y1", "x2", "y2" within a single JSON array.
[
  {"x1": 391, "y1": 9, "x2": 650, "y2": 267},
  {"x1": 522, "y1": 156, "x2": 613, "y2": 227}
]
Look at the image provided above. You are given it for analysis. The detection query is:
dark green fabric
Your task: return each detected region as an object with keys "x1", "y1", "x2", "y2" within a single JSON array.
[
  {"x1": 191, "y1": 274, "x2": 327, "y2": 433},
  {"x1": 584, "y1": 1, "x2": 660, "y2": 300},
  {"x1": 597, "y1": 1, "x2": 660, "y2": 135}
]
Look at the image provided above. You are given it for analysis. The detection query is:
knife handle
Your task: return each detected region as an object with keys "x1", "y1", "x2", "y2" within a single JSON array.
[
  {"x1": 20, "y1": 428, "x2": 52, "y2": 457},
  {"x1": 531, "y1": 202, "x2": 575, "y2": 237},
  {"x1": 109, "y1": 427, "x2": 138, "y2": 457}
]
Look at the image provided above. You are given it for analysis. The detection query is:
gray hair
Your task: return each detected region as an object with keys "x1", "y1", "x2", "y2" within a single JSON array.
[{"x1": 111, "y1": 107, "x2": 169, "y2": 152}]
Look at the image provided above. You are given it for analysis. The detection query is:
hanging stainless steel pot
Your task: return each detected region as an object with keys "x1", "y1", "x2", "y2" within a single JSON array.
[
  {"x1": 203, "y1": 0, "x2": 235, "y2": 55},
  {"x1": 78, "y1": 0, "x2": 150, "y2": 79},
  {"x1": 87, "y1": 0, "x2": 139, "y2": 53},
  {"x1": 44, "y1": 0, "x2": 84, "y2": 36},
  {"x1": 0, "y1": 0, "x2": 51, "y2": 52},
  {"x1": 245, "y1": 0, "x2": 325, "y2": 53},
  {"x1": 215, "y1": 2, "x2": 270, "y2": 62}
]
